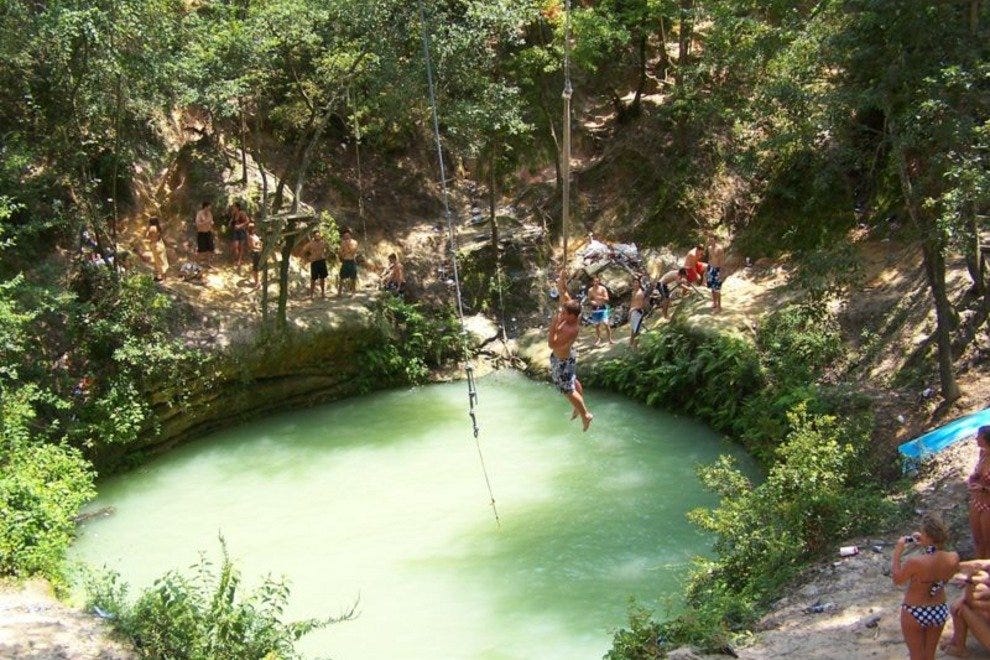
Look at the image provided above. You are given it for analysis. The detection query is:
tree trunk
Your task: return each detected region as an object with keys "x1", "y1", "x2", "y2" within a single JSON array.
[
  {"x1": 239, "y1": 105, "x2": 248, "y2": 185},
  {"x1": 540, "y1": 100, "x2": 562, "y2": 195},
  {"x1": 276, "y1": 221, "x2": 296, "y2": 330},
  {"x1": 657, "y1": 16, "x2": 671, "y2": 83},
  {"x1": 676, "y1": 0, "x2": 694, "y2": 86},
  {"x1": 895, "y1": 148, "x2": 960, "y2": 402},
  {"x1": 965, "y1": 205, "x2": 986, "y2": 297},
  {"x1": 631, "y1": 32, "x2": 647, "y2": 115}
]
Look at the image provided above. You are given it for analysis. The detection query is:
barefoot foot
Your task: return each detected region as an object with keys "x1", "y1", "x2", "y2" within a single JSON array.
[{"x1": 582, "y1": 413, "x2": 594, "y2": 432}]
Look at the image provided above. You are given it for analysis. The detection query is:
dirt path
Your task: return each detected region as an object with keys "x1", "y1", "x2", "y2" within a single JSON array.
[{"x1": 0, "y1": 580, "x2": 133, "y2": 659}]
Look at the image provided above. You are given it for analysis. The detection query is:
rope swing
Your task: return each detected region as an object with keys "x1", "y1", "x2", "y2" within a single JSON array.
[
  {"x1": 417, "y1": 0, "x2": 501, "y2": 529},
  {"x1": 561, "y1": 0, "x2": 574, "y2": 266}
]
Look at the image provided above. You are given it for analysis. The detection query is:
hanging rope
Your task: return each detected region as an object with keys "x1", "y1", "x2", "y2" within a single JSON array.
[
  {"x1": 417, "y1": 0, "x2": 501, "y2": 529},
  {"x1": 347, "y1": 87, "x2": 368, "y2": 244},
  {"x1": 561, "y1": 0, "x2": 574, "y2": 266}
]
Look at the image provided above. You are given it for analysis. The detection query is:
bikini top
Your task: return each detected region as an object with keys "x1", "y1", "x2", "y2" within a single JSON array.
[{"x1": 921, "y1": 546, "x2": 947, "y2": 596}]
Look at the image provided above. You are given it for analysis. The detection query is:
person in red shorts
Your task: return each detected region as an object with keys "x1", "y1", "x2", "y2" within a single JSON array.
[{"x1": 683, "y1": 243, "x2": 707, "y2": 285}]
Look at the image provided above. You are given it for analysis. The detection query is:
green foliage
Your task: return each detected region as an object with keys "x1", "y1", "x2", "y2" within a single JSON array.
[
  {"x1": 605, "y1": 599, "x2": 664, "y2": 660},
  {"x1": 0, "y1": 273, "x2": 95, "y2": 582},
  {"x1": 757, "y1": 303, "x2": 843, "y2": 385},
  {"x1": 85, "y1": 539, "x2": 353, "y2": 659},
  {"x1": 360, "y1": 295, "x2": 467, "y2": 387},
  {"x1": 688, "y1": 407, "x2": 891, "y2": 597},
  {"x1": 69, "y1": 271, "x2": 208, "y2": 448},
  {"x1": 589, "y1": 321, "x2": 764, "y2": 442},
  {"x1": 0, "y1": 435, "x2": 95, "y2": 581}
]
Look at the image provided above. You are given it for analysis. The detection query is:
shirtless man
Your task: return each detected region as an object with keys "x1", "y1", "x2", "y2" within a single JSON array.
[
  {"x1": 683, "y1": 243, "x2": 707, "y2": 287},
  {"x1": 706, "y1": 235, "x2": 725, "y2": 312},
  {"x1": 628, "y1": 277, "x2": 647, "y2": 349},
  {"x1": 194, "y1": 201, "x2": 215, "y2": 267},
  {"x1": 382, "y1": 253, "x2": 405, "y2": 295},
  {"x1": 548, "y1": 269, "x2": 593, "y2": 431},
  {"x1": 303, "y1": 231, "x2": 328, "y2": 298},
  {"x1": 338, "y1": 227, "x2": 359, "y2": 297},
  {"x1": 586, "y1": 276, "x2": 613, "y2": 346},
  {"x1": 652, "y1": 268, "x2": 688, "y2": 318}
]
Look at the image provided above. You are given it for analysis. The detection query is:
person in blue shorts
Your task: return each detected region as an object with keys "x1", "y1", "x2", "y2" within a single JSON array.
[
  {"x1": 586, "y1": 276, "x2": 613, "y2": 346},
  {"x1": 628, "y1": 277, "x2": 647, "y2": 349},
  {"x1": 706, "y1": 235, "x2": 725, "y2": 312}
]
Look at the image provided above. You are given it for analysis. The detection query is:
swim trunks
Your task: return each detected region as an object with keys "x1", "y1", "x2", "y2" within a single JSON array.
[
  {"x1": 549, "y1": 353, "x2": 577, "y2": 394},
  {"x1": 629, "y1": 308, "x2": 645, "y2": 336},
  {"x1": 196, "y1": 231, "x2": 215, "y2": 254},
  {"x1": 656, "y1": 282, "x2": 671, "y2": 300},
  {"x1": 340, "y1": 259, "x2": 358, "y2": 280},
  {"x1": 251, "y1": 251, "x2": 261, "y2": 272},
  {"x1": 232, "y1": 228, "x2": 248, "y2": 242},
  {"x1": 685, "y1": 261, "x2": 706, "y2": 284},
  {"x1": 589, "y1": 305, "x2": 610, "y2": 325},
  {"x1": 706, "y1": 265, "x2": 722, "y2": 291},
  {"x1": 310, "y1": 258, "x2": 328, "y2": 281}
]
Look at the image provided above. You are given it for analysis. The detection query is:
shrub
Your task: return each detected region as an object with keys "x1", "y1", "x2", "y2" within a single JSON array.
[
  {"x1": 0, "y1": 387, "x2": 95, "y2": 581},
  {"x1": 756, "y1": 303, "x2": 843, "y2": 384},
  {"x1": 589, "y1": 321, "x2": 765, "y2": 439},
  {"x1": 361, "y1": 295, "x2": 467, "y2": 386},
  {"x1": 84, "y1": 540, "x2": 355, "y2": 660}
]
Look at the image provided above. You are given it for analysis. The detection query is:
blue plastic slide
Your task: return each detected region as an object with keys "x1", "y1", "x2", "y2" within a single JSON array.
[{"x1": 898, "y1": 408, "x2": 990, "y2": 462}]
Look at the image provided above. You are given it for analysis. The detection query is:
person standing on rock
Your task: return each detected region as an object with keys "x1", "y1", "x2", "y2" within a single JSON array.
[
  {"x1": 892, "y1": 513, "x2": 959, "y2": 660},
  {"x1": 706, "y1": 235, "x2": 725, "y2": 312},
  {"x1": 586, "y1": 276, "x2": 613, "y2": 346},
  {"x1": 628, "y1": 276, "x2": 646, "y2": 349},
  {"x1": 338, "y1": 227, "x2": 359, "y2": 297},
  {"x1": 548, "y1": 269, "x2": 593, "y2": 432},
  {"x1": 382, "y1": 253, "x2": 405, "y2": 296},
  {"x1": 683, "y1": 242, "x2": 707, "y2": 287},
  {"x1": 303, "y1": 230, "x2": 328, "y2": 299},
  {"x1": 195, "y1": 201, "x2": 215, "y2": 268},
  {"x1": 968, "y1": 426, "x2": 990, "y2": 558},
  {"x1": 652, "y1": 268, "x2": 688, "y2": 318}
]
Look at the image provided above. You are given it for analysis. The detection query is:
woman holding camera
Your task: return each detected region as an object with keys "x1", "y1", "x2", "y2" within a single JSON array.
[{"x1": 892, "y1": 513, "x2": 959, "y2": 660}]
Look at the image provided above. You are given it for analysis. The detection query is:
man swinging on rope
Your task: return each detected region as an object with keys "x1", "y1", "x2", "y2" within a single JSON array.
[{"x1": 548, "y1": 269, "x2": 594, "y2": 432}]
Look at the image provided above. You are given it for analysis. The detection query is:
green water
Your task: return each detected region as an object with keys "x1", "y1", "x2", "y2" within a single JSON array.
[{"x1": 70, "y1": 370, "x2": 758, "y2": 659}]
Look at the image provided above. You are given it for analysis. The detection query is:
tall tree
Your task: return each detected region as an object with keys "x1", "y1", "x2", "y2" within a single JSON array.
[{"x1": 825, "y1": 0, "x2": 989, "y2": 401}]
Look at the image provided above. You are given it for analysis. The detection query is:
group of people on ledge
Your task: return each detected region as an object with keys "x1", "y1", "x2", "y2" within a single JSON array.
[
  {"x1": 894, "y1": 425, "x2": 990, "y2": 659},
  {"x1": 545, "y1": 233, "x2": 727, "y2": 432},
  {"x1": 142, "y1": 200, "x2": 407, "y2": 298},
  {"x1": 579, "y1": 234, "x2": 726, "y2": 350}
]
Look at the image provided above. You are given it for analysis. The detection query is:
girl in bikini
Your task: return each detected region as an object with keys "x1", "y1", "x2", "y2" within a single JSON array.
[
  {"x1": 892, "y1": 513, "x2": 959, "y2": 660},
  {"x1": 968, "y1": 426, "x2": 990, "y2": 558}
]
